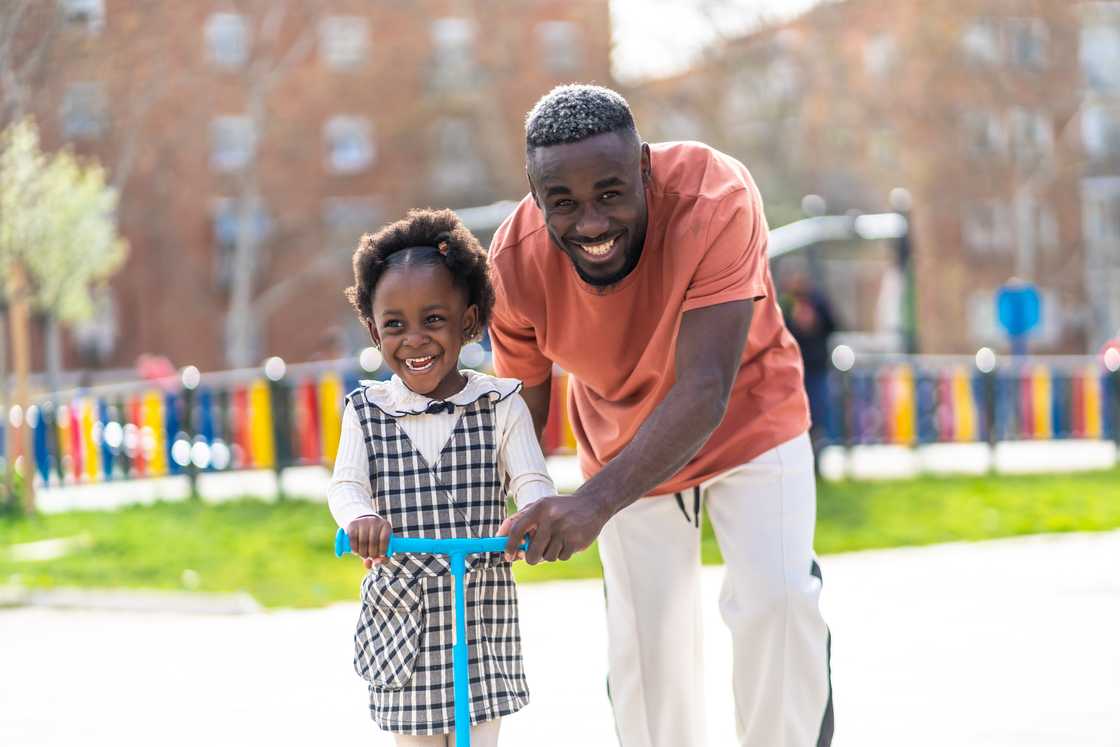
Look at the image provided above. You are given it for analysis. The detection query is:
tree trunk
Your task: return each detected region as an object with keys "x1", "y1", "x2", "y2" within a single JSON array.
[
  {"x1": 7, "y1": 261, "x2": 34, "y2": 511},
  {"x1": 45, "y1": 312, "x2": 61, "y2": 393},
  {"x1": 0, "y1": 305, "x2": 11, "y2": 510},
  {"x1": 224, "y1": 80, "x2": 267, "y2": 370},
  {"x1": 225, "y1": 191, "x2": 261, "y2": 369}
]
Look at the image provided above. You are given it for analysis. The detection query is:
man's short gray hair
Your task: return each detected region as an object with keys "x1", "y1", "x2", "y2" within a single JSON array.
[{"x1": 525, "y1": 84, "x2": 638, "y2": 150}]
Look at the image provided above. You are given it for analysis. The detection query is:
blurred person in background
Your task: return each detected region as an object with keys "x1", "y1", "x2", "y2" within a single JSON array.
[
  {"x1": 781, "y1": 268, "x2": 839, "y2": 451},
  {"x1": 491, "y1": 84, "x2": 833, "y2": 747}
]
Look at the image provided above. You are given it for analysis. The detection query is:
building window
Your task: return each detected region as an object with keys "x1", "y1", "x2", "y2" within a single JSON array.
[
  {"x1": 868, "y1": 128, "x2": 899, "y2": 168},
  {"x1": 324, "y1": 116, "x2": 374, "y2": 174},
  {"x1": 1081, "y1": 22, "x2": 1120, "y2": 92},
  {"x1": 212, "y1": 198, "x2": 271, "y2": 289},
  {"x1": 210, "y1": 116, "x2": 256, "y2": 172},
  {"x1": 430, "y1": 117, "x2": 487, "y2": 196},
  {"x1": 1083, "y1": 178, "x2": 1120, "y2": 245},
  {"x1": 961, "y1": 19, "x2": 1001, "y2": 65},
  {"x1": 319, "y1": 16, "x2": 368, "y2": 70},
  {"x1": 205, "y1": 13, "x2": 249, "y2": 68},
  {"x1": 536, "y1": 21, "x2": 581, "y2": 75},
  {"x1": 963, "y1": 110, "x2": 1006, "y2": 158},
  {"x1": 430, "y1": 18, "x2": 478, "y2": 88},
  {"x1": 322, "y1": 197, "x2": 383, "y2": 253},
  {"x1": 962, "y1": 199, "x2": 1013, "y2": 253},
  {"x1": 863, "y1": 33, "x2": 897, "y2": 79},
  {"x1": 1082, "y1": 103, "x2": 1120, "y2": 160},
  {"x1": 60, "y1": 0, "x2": 105, "y2": 33},
  {"x1": 967, "y1": 289, "x2": 1001, "y2": 345},
  {"x1": 1037, "y1": 205, "x2": 1059, "y2": 252},
  {"x1": 60, "y1": 82, "x2": 107, "y2": 140},
  {"x1": 762, "y1": 58, "x2": 798, "y2": 101},
  {"x1": 71, "y1": 287, "x2": 117, "y2": 364},
  {"x1": 724, "y1": 69, "x2": 759, "y2": 131},
  {"x1": 658, "y1": 103, "x2": 705, "y2": 143},
  {"x1": 1006, "y1": 18, "x2": 1048, "y2": 70},
  {"x1": 1009, "y1": 108, "x2": 1053, "y2": 162},
  {"x1": 1013, "y1": 193, "x2": 1059, "y2": 258}
]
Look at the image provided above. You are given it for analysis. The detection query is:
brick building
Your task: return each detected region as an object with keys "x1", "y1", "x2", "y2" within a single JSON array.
[
  {"x1": 8, "y1": 0, "x2": 611, "y2": 374},
  {"x1": 627, "y1": 0, "x2": 1120, "y2": 354}
]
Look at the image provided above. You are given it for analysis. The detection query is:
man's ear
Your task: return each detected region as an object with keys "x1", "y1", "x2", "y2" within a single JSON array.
[
  {"x1": 640, "y1": 142, "x2": 652, "y2": 186},
  {"x1": 365, "y1": 319, "x2": 380, "y2": 348},
  {"x1": 462, "y1": 304, "x2": 480, "y2": 341},
  {"x1": 526, "y1": 165, "x2": 541, "y2": 208}
]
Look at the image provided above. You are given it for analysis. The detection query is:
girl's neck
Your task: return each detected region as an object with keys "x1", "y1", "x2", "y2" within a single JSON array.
[{"x1": 409, "y1": 369, "x2": 469, "y2": 401}]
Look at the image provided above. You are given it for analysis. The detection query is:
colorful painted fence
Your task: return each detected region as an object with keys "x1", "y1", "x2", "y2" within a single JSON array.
[
  {"x1": 0, "y1": 361, "x2": 364, "y2": 488},
  {"x1": 828, "y1": 356, "x2": 1120, "y2": 446},
  {"x1": 1, "y1": 359, "x2": 582, "y2": 488},
  {"x1": 4, "y1": 355, "x2": 1117, "y2": 487}
]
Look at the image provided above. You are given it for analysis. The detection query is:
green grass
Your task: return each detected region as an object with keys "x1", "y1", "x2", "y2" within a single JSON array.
[{"x1": 2, "y1": 468, "x2": 1119, "y2": 607}]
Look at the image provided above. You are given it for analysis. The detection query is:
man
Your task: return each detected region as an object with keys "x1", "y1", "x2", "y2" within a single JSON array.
[
  {"x1": 491, "y1": 84, "x2": 833, "y2": 746},
  {"x1": 781, "y1": 268, "x2": 839, "y2": 450}
]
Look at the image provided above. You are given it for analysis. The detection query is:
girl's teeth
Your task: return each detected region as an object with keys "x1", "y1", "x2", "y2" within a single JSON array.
[{"x1": 406, "y1": 356, "x2": 434, "y2": 370}]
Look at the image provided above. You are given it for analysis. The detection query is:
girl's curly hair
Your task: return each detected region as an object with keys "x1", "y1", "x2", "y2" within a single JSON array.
[{"x1": 344, "y1": 208, "x2": 494, "y2": 337}]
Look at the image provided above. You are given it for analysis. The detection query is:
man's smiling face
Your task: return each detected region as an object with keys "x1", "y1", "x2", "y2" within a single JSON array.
[{"x1": 527, "y1": 130, "x2": 651, "y2": 287}]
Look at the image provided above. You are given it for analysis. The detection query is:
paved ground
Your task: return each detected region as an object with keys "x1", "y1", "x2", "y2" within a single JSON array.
[{"x1": 3, "y1": 531, "x2": 1118, "y2": 746}]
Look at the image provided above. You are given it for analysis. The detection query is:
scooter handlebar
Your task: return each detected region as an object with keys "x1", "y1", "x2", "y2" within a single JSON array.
[{"x1": 335, "y1": 527, "x2": 528, "y2": 558}]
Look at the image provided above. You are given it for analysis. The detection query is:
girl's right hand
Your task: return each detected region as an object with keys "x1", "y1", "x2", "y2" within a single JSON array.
[{"x1": 346, "y1": 515, "x2": 393, "y2": 569}]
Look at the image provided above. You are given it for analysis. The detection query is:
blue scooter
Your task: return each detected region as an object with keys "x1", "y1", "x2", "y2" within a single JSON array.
[{"x1": 335, "y1": 528, "x2": 528, "y2": 747}]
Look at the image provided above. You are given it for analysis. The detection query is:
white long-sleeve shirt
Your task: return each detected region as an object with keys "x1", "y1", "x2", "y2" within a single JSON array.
[{"x1": 327, "y1": 370, "x2": 555, "y2": 530}]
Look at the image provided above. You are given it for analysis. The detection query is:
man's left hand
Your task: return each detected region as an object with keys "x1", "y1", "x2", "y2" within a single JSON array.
[{"x1": 500, "y1": 493, "x2": 611, "y2": 564}]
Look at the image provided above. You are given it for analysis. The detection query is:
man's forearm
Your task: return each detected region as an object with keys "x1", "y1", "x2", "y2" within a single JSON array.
[
  {"x1": 501, "y1": 301, "x2": 754, "y2": 564},
  {"x1": 574, "y1": 379, "x2": 727, "y2": 518}
]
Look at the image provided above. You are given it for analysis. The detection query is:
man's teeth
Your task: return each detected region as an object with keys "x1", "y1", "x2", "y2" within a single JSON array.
[
  {"x1": 405, "y1": 356, "x2": 435, "y2": 371},
  {"x1": 581, "y1": 237, "x2": 615, "y2": 256}
]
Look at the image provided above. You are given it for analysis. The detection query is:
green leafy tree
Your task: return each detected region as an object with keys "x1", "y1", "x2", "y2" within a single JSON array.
[{"x1": 0, "y1": 118, "x2": 127, "y2": 510}]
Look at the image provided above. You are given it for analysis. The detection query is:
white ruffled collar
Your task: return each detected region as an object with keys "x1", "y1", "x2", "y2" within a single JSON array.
[{"x1": 360, "y1": 369, "x2": 523, "y2": 417}]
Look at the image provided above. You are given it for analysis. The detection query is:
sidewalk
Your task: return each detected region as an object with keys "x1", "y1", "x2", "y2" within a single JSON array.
[{"x1": 2, "y1": 531, "x2": 1118, "y2": 746}]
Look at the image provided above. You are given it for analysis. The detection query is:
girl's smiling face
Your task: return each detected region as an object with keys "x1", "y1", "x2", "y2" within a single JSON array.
[{"x1": 368, "y1": 261, "x2": 478, "y2": 400}]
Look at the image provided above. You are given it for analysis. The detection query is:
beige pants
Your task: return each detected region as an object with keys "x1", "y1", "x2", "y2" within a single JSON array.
[
  {"x1": 599, "y1": 432, "x2": 833, "y2": 746},
  {"x1": 393, "y1": 718, "x2": 500, "y2": 746}
]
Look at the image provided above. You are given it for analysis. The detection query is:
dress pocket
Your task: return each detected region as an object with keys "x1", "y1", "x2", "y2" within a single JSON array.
[{"x1": 353, "y1": 574, "x2": 425, "y2": 690}]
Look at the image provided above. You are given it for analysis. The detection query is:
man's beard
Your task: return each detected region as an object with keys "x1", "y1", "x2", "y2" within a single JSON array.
[{"x1": 572, "y1": 241, "x2": 644, "y2": 288}]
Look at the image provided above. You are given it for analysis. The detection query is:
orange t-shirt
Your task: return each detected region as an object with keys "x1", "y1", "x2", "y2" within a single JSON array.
[{"x1": 489, "y1": 141, "x2": 809, "y2": 495}]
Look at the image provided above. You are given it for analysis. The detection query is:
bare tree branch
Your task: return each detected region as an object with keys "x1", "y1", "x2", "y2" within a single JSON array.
[
  {"x1": 250, "y1": 244, "x2": 353, "y2": 321},
  {"x1": 223, "y1": 0, "x2": 324, "y2": 367}
]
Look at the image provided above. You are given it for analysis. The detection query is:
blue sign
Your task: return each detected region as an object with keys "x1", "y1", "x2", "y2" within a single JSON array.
[{"x1": 996, "y1": 282, "x2": 1041, "y2": 355}]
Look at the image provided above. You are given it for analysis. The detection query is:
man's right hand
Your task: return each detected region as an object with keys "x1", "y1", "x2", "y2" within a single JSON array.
[
  {"x1": 500, "y1": 492, "x2": 612, "y2": 564},
  {"x1": 346, "y1": 515, "x2": 392, "y2": 569}
]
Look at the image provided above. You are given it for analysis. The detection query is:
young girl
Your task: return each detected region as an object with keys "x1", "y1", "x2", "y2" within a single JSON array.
[{"x1": 328, "y1": 208, "x2": 554, "y2": 747}]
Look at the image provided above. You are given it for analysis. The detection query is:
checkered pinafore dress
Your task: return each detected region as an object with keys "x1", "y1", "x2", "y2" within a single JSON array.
[{"x1": 348, "y1": 386, "x2": 529, "y2": 735}]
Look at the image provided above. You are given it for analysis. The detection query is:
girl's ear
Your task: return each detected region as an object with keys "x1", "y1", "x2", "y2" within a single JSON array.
[
  {"x1": 365, "y1": 319, "x2": 381, "y2": 349},
  {"x1": 462, "y1": 304, "x2": 480, "y2": 341}
]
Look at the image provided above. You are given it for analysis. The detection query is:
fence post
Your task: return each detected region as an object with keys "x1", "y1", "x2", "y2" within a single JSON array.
[
  {"x1": 975, "y1": 348, "x2": 998, "y2": 472},
  {"x1": 1111, "y1": 369, "x2": 1120, "y2": 453},
  {"x1": 831, "y1": 345, "x2": 856, "y2": 449},
  {"x1": 272, "y1": 377, "x2": 293, "y2": 500},
  {"x1": 182, "y1": 380, "x2": 199, "y2": 500},
  {"x1": 890, "y1": 189, "x2": 919, "y2": 355},
  {"x1": 264, "y1": 357, "x2": 291, "y2": 501}
]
